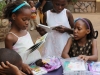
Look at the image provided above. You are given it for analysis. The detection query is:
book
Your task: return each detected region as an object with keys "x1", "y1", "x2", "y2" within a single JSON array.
[
  {"x1": 38, "y1": 24, "x2": 62, "y2": 32},
  {"x1": 28, "y1": 33, "x2": 48, "y2": 53}
]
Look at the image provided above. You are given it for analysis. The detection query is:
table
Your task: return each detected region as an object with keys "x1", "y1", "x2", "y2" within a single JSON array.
[{"x1": 44, "y1": 66, "x2": 63, "y2": 75}]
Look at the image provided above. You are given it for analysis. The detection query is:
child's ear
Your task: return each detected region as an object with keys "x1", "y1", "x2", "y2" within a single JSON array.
[
  {"x1": 12, "y1": 14, "x2": 16, "y2": 20},
  {"x1": 86, "y1": 29, "x2": 90, "y2": 34}
]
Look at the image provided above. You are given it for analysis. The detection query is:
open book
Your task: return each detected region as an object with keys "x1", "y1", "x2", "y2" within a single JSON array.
[
  {"x1": 28, "y1": 33, "x2": 48, "y2": 53},
  {"x1": 38, "y1": 24, "x2": 62, "y2": 32}
]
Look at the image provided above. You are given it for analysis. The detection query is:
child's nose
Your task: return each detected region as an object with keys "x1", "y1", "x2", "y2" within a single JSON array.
[
  {"x1": 25, "y1": 20, "x2": 29, "y2": 25},
  {"x1": 74, "y1": 29, "x2": 78, "y2": 33}
]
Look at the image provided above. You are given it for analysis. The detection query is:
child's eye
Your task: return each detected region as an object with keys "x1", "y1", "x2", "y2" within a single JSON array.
[
  {"x1": 78, "y1": 28, "x2": 81, "y2": 30},
  {"x1": 22, "y1": 18, "x2": 26, "y2": 21},
  {"x1": 56, "y1": 3, "x2": 59, "y2": 6}
]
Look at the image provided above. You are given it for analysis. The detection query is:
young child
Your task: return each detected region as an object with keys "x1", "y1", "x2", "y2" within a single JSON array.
[
  {"x1": 62, "y1": 18, "x2": 98, "y2": 62},
  {"x1": 3, "y1": 1, "x2": 41, "y2": 74},
  {"x1": 36, "y1": 0, "x2": 74, "y2": 57},
  {"x1": 27, "y1": 0, "x2": 38, "y2": 31},
  {"x1": 0, "y1": 48, "x2": 26, "y2": 75}
]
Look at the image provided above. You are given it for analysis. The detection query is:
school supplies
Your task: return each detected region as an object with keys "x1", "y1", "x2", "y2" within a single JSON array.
[
  {"x1": 28, "y1": 33, "x2": 48, "y2": 53},
  {"x1": 42, "y1": 56, "x2": 61, "y2": 72},
  {"x1": 88, "y1": 62, "x2": 100, "y2": 75},
  {"x1": 31, "y1": 65, "x2": 47, "y2": 75},
  {"x1": 61, "y1": 57, "x2": 88, "y2": 75},
  {"x1": 38, "y1": 24, "x2": 62, "y2": 32}
]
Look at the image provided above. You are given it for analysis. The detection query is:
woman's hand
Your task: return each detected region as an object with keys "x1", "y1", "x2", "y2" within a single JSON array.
[
  {"x1": 0, "y1": 61, "x2": 26, "y2": 75},
  {"x1": 78, "y1": 55, "x2": 90, "y2": 62},
  {"x1": 22, "y1": 63, "x2": 33, "y2": 75},
  {"x1": 53, "y1": 25, "x2": 68, "y2": 33}
]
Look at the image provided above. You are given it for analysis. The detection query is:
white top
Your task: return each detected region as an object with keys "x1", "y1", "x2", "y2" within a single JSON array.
[
  {"x1": 42, "y1": 9, "x2": 71, "y2": 57},
  {"x1": 9, "y1": 32, "x2": 41, "y2": 64}
]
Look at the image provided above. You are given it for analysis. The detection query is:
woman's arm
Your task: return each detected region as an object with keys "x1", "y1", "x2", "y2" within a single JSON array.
[{"x1": 61, "y1": 37, "x2": 72, "y2": 58}]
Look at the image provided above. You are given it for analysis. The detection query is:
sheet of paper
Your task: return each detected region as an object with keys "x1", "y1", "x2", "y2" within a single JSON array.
[{"x1": 38, "y1": 24, "x2": 62, "y2": 32}]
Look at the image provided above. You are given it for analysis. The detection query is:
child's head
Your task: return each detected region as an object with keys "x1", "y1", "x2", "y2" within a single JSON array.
[
  {"x1": 3, "y1": 0, "x2": 31, "y2": 30},
  {"x1": 74, "y1": 18, "x2": 95, "y2": 40},
  {"x1": 0, "y1": 48, "x2": 22, "y2": 70},
  {"x1": 27, "y1": 0, "x2": 34, "y2": 7},
  {"x1": 51, "y1": 0, "x2": 66, "y2": 13}
]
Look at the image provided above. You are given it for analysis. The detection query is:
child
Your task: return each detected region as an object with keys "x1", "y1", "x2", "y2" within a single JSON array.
[
  {"x1": 36, "y1": 0, "x2": 74, "y2": 57},
  {"x1": 27, "y1": 0, "x2": 38, "y2": 31},
  {"x1": 62, "y1": 18, "x2": 98, "y2": 62},
  {"x1": 3, "y1": 1, "x2": 41, "y2": 74},
  {"x1": 0, "y1": 48, "x2": 26, "y2": 75}
]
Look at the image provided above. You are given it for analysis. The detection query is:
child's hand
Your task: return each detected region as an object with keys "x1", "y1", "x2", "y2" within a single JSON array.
[
  {"x1": 78, "y1": 55, "x2": 89, "y2": 62},
  {"x1": 36, "y1": 26, "x2": 47, "y2": 36},
  {"x1": 0, "y1": 61, "x2": 25, "y2": 75},
  {"x1": 22, "y1": 63, "x2": 33, "y2": 75},
  {"x1": 53, "y1": 25, "x2": 68, "y2": 33}
]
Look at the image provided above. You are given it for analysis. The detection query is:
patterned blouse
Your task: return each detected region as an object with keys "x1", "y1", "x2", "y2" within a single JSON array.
[{"x1": 68, "y1": 38, "x2": 92, "y2": 57}]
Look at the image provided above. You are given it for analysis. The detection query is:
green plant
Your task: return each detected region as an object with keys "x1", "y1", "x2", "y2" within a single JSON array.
[{"x1": 0, "y1": 0, "x2": 6, "y2": 17}]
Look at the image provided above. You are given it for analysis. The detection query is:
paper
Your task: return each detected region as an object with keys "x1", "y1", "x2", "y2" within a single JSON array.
[
  {"x1": 31, "y1": 65, "x2": 47, "y2": 75},
  {"x1": 38, "y1": 24, "x2": 61, "y2": 32},
  {"x1": 28, "y1": 33, "x2": 48, "y2": 53}
]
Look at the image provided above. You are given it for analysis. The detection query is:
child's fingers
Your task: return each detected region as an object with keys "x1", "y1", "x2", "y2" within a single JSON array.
[
  {"x1": 0, "y1": 65, "x2": 3, "y2": 69},
  {"x1": 5, "y1": 61, "x2": 14, "y2": 68},
  {"x1": 20, "y1": 70, "x2": 27, "y2": 75},
  {"x1": 25, "y1": 67, "x2": 33, "y2": 75},
  {"x1": 1, "y1": 62, "x2": 9, "y2": 69}
]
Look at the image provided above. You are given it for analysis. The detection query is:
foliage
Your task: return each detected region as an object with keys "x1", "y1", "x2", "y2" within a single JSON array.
[{"x1": 0, "y1": 0, "x2": 6, "y2": 17}]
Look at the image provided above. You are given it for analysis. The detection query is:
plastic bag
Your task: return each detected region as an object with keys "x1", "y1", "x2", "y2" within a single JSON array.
[{"x1": 61, "y1": 57, "x2": 89, "y2": 75}]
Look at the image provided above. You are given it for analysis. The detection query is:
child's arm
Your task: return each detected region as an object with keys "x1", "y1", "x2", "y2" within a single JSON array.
[
  {"x1": 0, "y1": 61, "x2": 26, "y2": 75},
  {"x1": 5, "y1": 34, "x2": 16, "y2": 50},
  {"x1": 36, "y1": 12, "x2": 47, "y2": 36},
  {"x1": 78, "y1": 39, "x2": 98, "y2": 62},
  {"x1": 53, "y1": 10, "x2": 74, "y2": 34},
  {"x1": 22, "y1": 63, "x2": 33, "y2": 75},
  {"x1": 61, "y1": 37, "x2": 72, "y2": 58},
  {"x1": 65, "y1": 10, "x2": 74, "y2": 34}
]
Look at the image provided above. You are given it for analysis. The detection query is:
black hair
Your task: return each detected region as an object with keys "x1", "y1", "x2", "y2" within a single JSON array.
[
  {"x1": 35, "y1": 59, "x2": 45, "y2": 67},
  {"x1": 0, "y1": 48, "x2": 22, "y2": 68},
  {"x1": 3, "y1": 0, "x2": 30, "y2": 21},
  {"x1": 82, "y1": 18, "x2": 96, "y2": 39}
]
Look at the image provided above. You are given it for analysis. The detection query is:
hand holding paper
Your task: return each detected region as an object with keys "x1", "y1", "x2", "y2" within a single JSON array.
[{"x1": 38, "y1": 24, "x2": 62, "y2": 32}]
